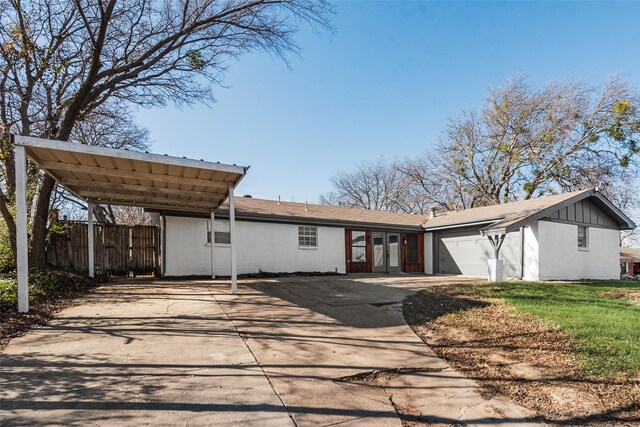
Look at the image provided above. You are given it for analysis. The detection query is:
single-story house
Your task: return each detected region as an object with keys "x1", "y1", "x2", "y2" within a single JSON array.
[
  {"x1": 150, "y1": 188, "x2": 636, "y2": 281},
  {"x1": 10, "y1": 137, "x2": 638, "y2": 314},
  {"x1": 621, "y1": 247, "x2": 640, "y2": 276}
]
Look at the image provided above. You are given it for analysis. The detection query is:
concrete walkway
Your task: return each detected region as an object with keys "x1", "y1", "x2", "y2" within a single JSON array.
[
  {"x1": 1, "y1": 275, "x2": 538, "y2": 426},
  {"x1": 0, "y1": 280, "x2": 293, "y2": 426},
  {"x1": 215, "y1": 275, "x2": 538, "y2": 426}
]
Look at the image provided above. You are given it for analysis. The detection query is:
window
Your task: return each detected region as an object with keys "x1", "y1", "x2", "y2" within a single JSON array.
[
  {"x1": 298, "y1": 226, "x2": 318, "y2": 247},
  {"x1": 351, "y1": 231, "x2": 366, "y2": 262},
  {"x1": 577, "y1": 225, "x2": 588, "y2": 249},
  {"x1": 207, "y1": 220, "x2": 231, "y2": 245},
  {"x1": 406, "y1": 234, "x2": 419, "y2": 263}
]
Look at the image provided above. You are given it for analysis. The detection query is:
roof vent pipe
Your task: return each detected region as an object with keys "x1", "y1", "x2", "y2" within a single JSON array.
[
  {"x1": 429, "y1": 207, "x2": 436, "y2": 219},
  {"x1": 278, "y1": 196, "x2": 281, "y2": 205},
  {"x1": 305, "y1": 201, "x2": 308, "y2": 211}
]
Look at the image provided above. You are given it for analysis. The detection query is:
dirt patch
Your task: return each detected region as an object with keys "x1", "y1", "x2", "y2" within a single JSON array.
[
  {"x1": 335, "y1": 367, "x2": 444, "y2": 384},
  {"x1": 403, "y1": 288, "x2": 640, "y2": 426},
  {"x1": 335, "y1": 367, "x2": 451, "y2": 427},
  {"x1": 1, "y1": 272, "x2": 100, "y2": 349},
  {"x1": 599, "y1": 289, "x2": 640, "y2": 306}
]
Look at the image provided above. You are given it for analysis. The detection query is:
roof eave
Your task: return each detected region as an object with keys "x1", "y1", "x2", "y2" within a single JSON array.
[
  {"x1": 422, "y1": 219, "x2": 502, "y2": 232},
  {"x1": 15, "y1": 135, "x2": 248, "y2": 175},
  {"x1": 481, "y1": 189, "x2": 637, "y2": 234},
  {"x1": 148, "y1": 209, "x2": 425, "y2": 231}
]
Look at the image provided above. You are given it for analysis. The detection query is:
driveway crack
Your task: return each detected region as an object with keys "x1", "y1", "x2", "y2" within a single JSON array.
[{"x1": 209, "y1": 287, "x2": 298, "y2": 427}]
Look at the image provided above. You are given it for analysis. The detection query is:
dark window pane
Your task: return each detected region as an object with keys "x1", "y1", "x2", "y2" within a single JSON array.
[
  {"x1": 215, "y1": 232, "x2": 231, "y2": 244},
  {"x1": 407, "y1": 234, "x2": 419, "y2": 263}
]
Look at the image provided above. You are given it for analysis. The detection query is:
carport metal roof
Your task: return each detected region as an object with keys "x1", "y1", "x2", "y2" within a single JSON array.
[
  {"x1": 13, "y1": 135, "x2": 248, "y2": 313},
  {"x1": 16, "y1": 136, "x2": 248, "y2": 213}
]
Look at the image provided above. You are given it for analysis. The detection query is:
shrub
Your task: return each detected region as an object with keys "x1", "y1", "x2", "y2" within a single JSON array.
[
  {"x1": 0, "y1": 218, "x2": 15, "y2": 273},
  {"x1": 0, "y1": 269, "x2": 76, "y2": 312}
]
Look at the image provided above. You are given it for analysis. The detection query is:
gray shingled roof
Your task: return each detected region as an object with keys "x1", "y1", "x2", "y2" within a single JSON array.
[
  {"x1": 165, "y1": 188, "x2": 635, "y2": 232},
  {"x1": 214, "y1": 197, "x2": 428, "y2": 230}
]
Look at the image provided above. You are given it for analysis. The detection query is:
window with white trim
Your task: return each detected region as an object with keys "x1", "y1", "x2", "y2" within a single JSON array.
[
  {"x1": 577, "y1": 225, "x2": 588, "y2": 249},
  {"x1": 298, "y1": 226, "x2": 318, "y2": 247},
  {"x1": 207, "y1": 220, "x2": 231, "y2": 245}
]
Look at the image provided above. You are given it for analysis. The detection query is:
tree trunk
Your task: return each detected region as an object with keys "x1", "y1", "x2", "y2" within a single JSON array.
[
  {"x1": 0, "y1": 195, "x2": 17, "y2": 266},
  {"x1": 29, "y1": 174, "x2": 56, "y2": 269}
]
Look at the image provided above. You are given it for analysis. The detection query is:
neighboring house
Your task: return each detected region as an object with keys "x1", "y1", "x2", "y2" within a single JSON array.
[
  {"x1": 621, "y1": 248, "x2": 640, "y2": 276},
  {"x1": 151, "y1": 188, "x2": 635, "y2": 281}
]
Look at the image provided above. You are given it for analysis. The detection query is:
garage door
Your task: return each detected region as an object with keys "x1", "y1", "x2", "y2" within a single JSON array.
[{"x1": 436, "y1": 228, "x2": 521, "y2": 277}]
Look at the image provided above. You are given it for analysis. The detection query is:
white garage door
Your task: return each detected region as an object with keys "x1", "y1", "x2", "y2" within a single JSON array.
[{"x1": 436, "y1": 228, "x2": 521, "y2": 277}]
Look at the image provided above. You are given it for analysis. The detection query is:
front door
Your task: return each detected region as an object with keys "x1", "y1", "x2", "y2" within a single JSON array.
[
  {"x1": 387, "y1": 233, "x2": 401, "y2": 273},
  {"x1": 372, "y1": 232, "x2": 386, "y2": 273},
  {"x1": 371, "y1": 232, "x2": 402, "y2": 273}
]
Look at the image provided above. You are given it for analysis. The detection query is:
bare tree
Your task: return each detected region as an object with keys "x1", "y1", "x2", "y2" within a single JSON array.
[
  {"x1": 401, "y1": 150, "x2": 477, "y2": 211},
  {"x1": 608, "y1": 175, "x2": 640, "y2": 247},
  {"x1": 320, "y1": 158, "x2": 428, "y2": 213},
  {"x1": 1, "y1": 0, "x2": 332, "y2": 268},
  {"x1": 405, "y1": 76, "x2": 640, "y2": 209},
  {"x1": 327, "y1": 77, "x2": 639, "y2": 226},
  {"x1": 111, "y1": 206, "x2": 151, "y2": 226}
]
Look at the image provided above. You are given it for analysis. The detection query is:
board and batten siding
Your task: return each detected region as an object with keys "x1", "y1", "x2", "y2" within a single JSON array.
[
  {"x1": 545, "y1": 198, "x2": 619, "y2": 228},
  {"x1": 163, "y1": 216, "x2": 346, "y2": 276}
]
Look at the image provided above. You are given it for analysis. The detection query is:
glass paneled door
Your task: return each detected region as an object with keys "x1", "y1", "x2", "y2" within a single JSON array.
[
  {"x1": 387, "y1": 234, "x2": 401, "y2": 273},
  {"x1": 372, "y1": 232, "x2": 386, "y2": 272},
  {"x1": 372, "y1": 232, "x2": 402, "y2": 273}
]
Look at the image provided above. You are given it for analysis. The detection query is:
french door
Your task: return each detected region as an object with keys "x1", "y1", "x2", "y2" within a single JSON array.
[{"x1": 372, "y1": 232, "x2": 402, "y2": 273}]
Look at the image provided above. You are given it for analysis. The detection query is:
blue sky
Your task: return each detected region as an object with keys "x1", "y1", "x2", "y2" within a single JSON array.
[{"x1": 135, "y1": 1, "x2": 640, "y2": 203}]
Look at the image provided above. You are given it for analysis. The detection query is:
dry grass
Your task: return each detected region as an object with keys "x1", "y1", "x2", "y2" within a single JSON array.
[
  {"x1": 404, "y1": 285, "x2": 640, "y2": 426},
  {"x1": 599, "y1": 289, "x2": 640, "y2": 306}
]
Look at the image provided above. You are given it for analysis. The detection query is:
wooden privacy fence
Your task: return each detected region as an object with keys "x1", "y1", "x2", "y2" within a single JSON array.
[{"x1": 47, "y1": 221, "x2": 160, "y2": 276}]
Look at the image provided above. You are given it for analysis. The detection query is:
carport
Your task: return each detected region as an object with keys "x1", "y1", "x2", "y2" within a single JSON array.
[{"x1": 13, "y1": 135, "x2": 248, "y2": 312}]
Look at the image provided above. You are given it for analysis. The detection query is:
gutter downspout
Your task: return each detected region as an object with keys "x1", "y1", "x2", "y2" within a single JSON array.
[{"x1": 520, "y1": 226, "x2": 525, "y2": 280}]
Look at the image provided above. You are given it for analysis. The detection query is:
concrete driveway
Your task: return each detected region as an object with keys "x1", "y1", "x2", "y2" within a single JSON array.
[{"x1": 1, "y1": 275, "x2": 537, "y2": 426}]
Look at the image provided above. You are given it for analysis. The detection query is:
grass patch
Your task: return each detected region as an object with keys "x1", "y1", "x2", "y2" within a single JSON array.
[{"x1": 468, "y1": 281, "x2": 640, "y2": 378}]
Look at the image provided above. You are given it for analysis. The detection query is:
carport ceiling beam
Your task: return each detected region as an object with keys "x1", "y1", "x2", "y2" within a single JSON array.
[
  {"x1": 104, "y1": 200, "x2": 211, "y2": 213},
  {"x1": 75, "y1": 191, "x2": 222, "y2": 209},
  {"x1": 65, "y1": 180, "x2": 227, "y2": 199},
  {"x1": 39, "y1": 162, "x2": 232, "y2": 190}
]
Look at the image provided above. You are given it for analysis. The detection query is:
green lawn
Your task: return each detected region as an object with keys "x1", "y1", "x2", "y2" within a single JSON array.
[{"x1": 470, "y1": 281, "x2": 640, "y2": 378}]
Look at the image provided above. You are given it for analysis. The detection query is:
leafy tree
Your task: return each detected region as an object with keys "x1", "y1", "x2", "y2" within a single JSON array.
[{"x1": 0, "y1": 0, "x2": 332, "y2": 268}]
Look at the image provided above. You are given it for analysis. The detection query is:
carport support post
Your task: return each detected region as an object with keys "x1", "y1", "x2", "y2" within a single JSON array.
[
  {"x1": 210, "y1": 208, "x2": 215, "y2": 279},
  {"x1": 229, "y1": 182, "x2": 237, "y2": 294},
  {"x1": 87, "y1": 199, "x2": 95, "y2": 278},
  {"x1": 15, "y1": 143, "x2": 29, "y2": 313}
]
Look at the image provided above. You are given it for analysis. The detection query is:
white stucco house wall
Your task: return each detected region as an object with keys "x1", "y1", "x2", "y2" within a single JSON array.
[
  {"x1": 153, "y1": 188, "x2": 635, "y2": 281},
  {"x1": 164, "y1": 216, "x2": 346, "y2": 276}
]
